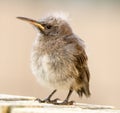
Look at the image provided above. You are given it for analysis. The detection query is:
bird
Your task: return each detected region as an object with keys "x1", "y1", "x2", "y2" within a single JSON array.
[{"x1": 17, "y1": 13, "x2": 90, "y2": 105}]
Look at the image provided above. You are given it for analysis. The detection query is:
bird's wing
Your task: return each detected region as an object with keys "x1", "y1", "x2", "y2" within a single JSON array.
[
  {"x1": 64, "y1": 35, "x2": 90, "y2": 82},
  {"x1": 75, "y1": 49, "x2": 90, "y2": 82}
]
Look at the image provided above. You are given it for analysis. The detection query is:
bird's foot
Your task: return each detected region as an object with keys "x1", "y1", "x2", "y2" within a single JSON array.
[
  {"x1": 54, "y1": 100, "x2": 74, "y2": 105},
  {"x1": 35, "y1": 98, "x2": 60, "y2": 104}
]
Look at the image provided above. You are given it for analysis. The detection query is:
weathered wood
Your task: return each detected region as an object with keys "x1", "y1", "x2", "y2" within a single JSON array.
[{"x1": 0, "y1": 94, "x2": 119, "y2": 113}]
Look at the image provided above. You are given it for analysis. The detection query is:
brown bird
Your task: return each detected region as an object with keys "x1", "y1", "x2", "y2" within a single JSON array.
[{"x1": 17, "y1": 14, "x2": 90, "y2": 105}]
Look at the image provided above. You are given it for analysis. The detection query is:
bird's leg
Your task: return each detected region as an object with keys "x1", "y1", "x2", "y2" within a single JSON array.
[
  {"x1": 36, "y1": 89, "x2": 59, "y2": 103},
  {"x1": 55, "y1": 89, "x2": 74, "y2": 105}
]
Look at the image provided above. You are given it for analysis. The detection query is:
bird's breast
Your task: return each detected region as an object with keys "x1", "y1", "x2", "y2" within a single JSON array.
[
  {"x1": 31, "y1": 49, "x2": 76, "y2": 89},
  {"x1": 30, "y1": 37, "x2": 81, "y2": 89},
  {"x1": 31, "y1": 51, "x2": 51, "y2": 85}
]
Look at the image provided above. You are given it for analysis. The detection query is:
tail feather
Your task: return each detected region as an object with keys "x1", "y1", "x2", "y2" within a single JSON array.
[{"x1": 77, "y1": 86, "x2": 91, "y2": 97}]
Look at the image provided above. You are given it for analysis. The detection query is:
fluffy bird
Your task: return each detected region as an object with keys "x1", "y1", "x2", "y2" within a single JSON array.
[{"x1": 17, "y1": 13, "x2": 90, "y2": 105}]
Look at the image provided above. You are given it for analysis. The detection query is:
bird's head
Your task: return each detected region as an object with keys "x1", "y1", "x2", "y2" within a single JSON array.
[{"x1": 17, "y1": 14, "x2": 72, "y2": 38}]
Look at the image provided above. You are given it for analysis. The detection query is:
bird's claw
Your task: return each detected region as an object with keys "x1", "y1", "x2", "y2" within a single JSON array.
[{"x1": 35, "y1": 98, "x2": 60, "y2": 104}]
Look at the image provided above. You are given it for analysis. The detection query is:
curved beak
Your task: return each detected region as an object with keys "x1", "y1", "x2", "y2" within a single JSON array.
[{"x1": 17, "y1": 17, "x2": 45, "y2": 31}]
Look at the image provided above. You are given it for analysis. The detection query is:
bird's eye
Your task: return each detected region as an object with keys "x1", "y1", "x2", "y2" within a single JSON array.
[{"x1": 46, "y1": 25, "x2": 52, "y2": 29}]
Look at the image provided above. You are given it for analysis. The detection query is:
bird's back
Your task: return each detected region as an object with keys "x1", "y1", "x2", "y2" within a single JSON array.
[{"x1": 63, "y1": 34, "x2": 90, "y2": 97}]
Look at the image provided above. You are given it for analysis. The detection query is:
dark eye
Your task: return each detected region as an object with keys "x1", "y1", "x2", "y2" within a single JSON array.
[{"x1": 46, "y1": 25, "x2": 52, "y2": 29}]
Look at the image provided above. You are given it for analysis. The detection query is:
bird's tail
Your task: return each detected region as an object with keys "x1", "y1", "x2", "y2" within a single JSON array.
[{"x1": 77, "y1": 85, "x2": 91, "y2": 97}]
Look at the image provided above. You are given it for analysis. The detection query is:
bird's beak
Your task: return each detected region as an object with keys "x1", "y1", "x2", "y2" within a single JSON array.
[{"x1": 17, "y1": 17, "x2": 45, "y2": 31}]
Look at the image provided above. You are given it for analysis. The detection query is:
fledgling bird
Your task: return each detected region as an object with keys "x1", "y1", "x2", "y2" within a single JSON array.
[{"x1": 17, "y1": 13, "x2": 90, "y2": 105}]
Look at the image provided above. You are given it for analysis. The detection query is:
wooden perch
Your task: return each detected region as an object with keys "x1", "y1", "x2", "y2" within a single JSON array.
[{"x1": 0, "y1": 94, "x2": 119, "y2": 113}]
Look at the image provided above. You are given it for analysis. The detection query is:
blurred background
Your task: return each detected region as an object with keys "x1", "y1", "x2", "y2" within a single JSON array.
[{"x1": 0, "y1": 0, "x2": 120, "y2": 107}]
